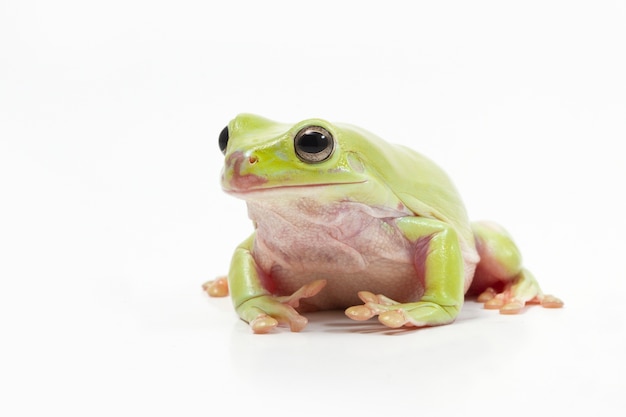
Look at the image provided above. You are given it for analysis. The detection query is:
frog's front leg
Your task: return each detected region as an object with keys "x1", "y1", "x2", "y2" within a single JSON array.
[
  {"x1": 346, "y1": 217, "x2": 465, "y2": 328},
  {"x1": 228, "y1": 233, "x2": 326, "y2": 334}
]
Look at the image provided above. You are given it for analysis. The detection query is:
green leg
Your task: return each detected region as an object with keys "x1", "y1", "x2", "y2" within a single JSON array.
[
  {"x1": 471, "y1": 221, "x2": 563, "y2": 313},
  {"x1": 227, "y1": 233, "x2": 326, "y2": 333},
  {"x1": 345, "y1": 217, "x2": 465, "y2": 328}
]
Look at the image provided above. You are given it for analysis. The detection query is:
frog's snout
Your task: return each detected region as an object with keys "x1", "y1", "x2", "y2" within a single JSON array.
[
  {"x1": 223, "y1": 151, "x2": 267, "y2": 192},
  {"x1": 225, "y1": 151, "x2": 258, "y2": 172}
]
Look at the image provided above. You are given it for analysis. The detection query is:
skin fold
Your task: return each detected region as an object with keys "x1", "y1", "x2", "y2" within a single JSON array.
[{"x1": 204, "y1": 114, "x2": 563, "y2": 333}]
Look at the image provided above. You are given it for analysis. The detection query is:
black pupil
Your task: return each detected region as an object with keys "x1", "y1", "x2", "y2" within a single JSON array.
[
  {"x1": 219, "y1": 126, "x2": 229, "y2": 153},
  {"x1": 298, "y1": 131, "x2": 328, "y2": 154}
]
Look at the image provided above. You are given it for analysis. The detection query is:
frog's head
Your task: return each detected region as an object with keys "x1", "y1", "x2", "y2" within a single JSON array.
[{"x1": 218, "y1": 114, "x2": 376, "y2": 199}]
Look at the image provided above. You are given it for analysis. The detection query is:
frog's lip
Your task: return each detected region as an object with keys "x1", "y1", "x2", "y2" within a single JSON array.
[{"x1": 224, "y1": 180, "x2": 368, "y2": 196}]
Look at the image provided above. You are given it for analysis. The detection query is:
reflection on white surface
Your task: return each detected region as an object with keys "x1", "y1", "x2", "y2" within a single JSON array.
[{"x1": 222, "y1": 300, "x2": 623, "y2": 414}]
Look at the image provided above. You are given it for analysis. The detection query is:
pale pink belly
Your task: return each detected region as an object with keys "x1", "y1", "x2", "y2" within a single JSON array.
[
  {"x1": 246, "y1": 198, "x2": 477, "y2": 310},
  {"x1": 251, "y1": 212, "x2": 424, "y2": 310},
  {"x1": 267, "y1": 261, "x2": 423, "y2": 310}
]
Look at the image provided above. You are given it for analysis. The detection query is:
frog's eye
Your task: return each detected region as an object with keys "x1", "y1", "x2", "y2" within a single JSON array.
[
  {"x1": 294, "y1": 126, "x2": 334, "y2": 163},
  {"x1": 219, "y1": 126, "x2": 229, "y2": 154}
]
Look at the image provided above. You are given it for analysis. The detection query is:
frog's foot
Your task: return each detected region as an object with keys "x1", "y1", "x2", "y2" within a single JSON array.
[
  {"x1": 202, "y1": 276, "x2": 229, "y2": 297},
  {"x1": 237, "y1": 279, "x2": 327, "y2": 334},
  {"x1": 477, "y1": 269, "x2": 564, "y2": 314},
  {"x1": 345, "y1": 291, "x2": 459, "y2": 328}
]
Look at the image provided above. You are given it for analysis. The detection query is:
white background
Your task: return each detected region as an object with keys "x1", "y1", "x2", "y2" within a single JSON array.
[{"x1": 1, "y1": 1, "x2": 625, "y2": 415}]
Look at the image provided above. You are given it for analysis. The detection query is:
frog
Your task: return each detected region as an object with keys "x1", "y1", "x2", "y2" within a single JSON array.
[{"x1": 203, "y1": 114, "x2": 563, "y2": 333}]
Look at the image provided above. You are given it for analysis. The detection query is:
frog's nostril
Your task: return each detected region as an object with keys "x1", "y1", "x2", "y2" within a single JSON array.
[{"x1": 249, "y1": 155, "x2": 258, "y2": 165}]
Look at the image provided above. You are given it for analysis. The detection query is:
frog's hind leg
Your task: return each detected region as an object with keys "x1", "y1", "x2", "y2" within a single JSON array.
[{"x1": 469, "y1": 221, "x2": 563, "y2": 314}]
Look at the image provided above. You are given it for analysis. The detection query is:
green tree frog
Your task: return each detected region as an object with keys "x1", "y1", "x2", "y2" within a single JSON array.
[{"x1": 204, "y1": 114, "x2": 563, "y2": 333}]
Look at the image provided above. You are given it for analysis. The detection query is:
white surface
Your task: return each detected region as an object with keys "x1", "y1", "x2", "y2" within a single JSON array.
[{"x1": 1, "y1": 1, "x2": 625, "y2": 415}]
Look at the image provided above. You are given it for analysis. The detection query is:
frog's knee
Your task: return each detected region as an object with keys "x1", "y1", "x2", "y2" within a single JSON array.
[{"x1": 472, "y1": 221, "x2": 522, "y2": 280}]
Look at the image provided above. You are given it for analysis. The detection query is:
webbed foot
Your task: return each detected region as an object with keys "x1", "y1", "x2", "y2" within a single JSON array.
[
  {"x1": 237, "y1": 279, "x2": 327, "y2": 334},
  {"x1": 477, "y1": 269, "x2": 564, "y2": 314},
  {"x1": 345, "y1": 291, "x2": 459, "y2": 328}
]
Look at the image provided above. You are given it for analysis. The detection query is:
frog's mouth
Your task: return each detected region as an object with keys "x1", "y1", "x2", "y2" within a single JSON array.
[
  {"x1": 222, "y1": 152, "x2": 367, "y2": 199},
  {"x1": 224, "y1": 180, "x2": 368, "y2": 198}
]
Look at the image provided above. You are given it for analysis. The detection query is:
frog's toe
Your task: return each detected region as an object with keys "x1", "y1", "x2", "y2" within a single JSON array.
[
  {"x1": 202, "y1": 276, "x2": 229, "y2": 297},
  {"x1": 356, "y1": 291, "x2": 398, "y2": 306},
  {"x1": 540, "y1": 294, "x2": 564, "y2": 309},
  {"x1": 238, "y1": 295, "x2": 310, "y2": 333},
  {"x1": 499, "y1": 300, "x2": 525, "y2": 315},
  {"x1": 345, "y1": 291, "x2": 403, "y2": 322},
  {"x1": 247, "y1": 309, "x2": 307, "y2": 334},
  {"x1": 346, "y1": 295, "x2": 458, "y2": 328},
  {"x1": 248, "y1": 310, "x2": 279, "y2": 334},
  {"x1": 345, "y1": 305, "x2": 376, "y2": 321},
  {"x1": 345, "y1": 291, "x2": 404, "y2": 327},
  {"x1": 477, "y1": 287, "x2": 497, "y2": 303},
  {"x1": 378, "y1": 310, "x2": 412, "y2": 328},
  {"x1": 479, "y1": 274, "x2": 563, "y2": 314},
  {"x1": 276, "y1": 279, "x2": 327, "y2": 308},
  {"x1": 345, "y1": 302, "x2": 412, "y2": 327},
  {"x1": 482, "y1": 290, "x2": 526, "y2": 314}
]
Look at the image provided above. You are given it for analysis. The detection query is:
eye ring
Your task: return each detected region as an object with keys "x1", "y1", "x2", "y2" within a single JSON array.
[
  {"x1": 219, "y1": 126, "x2": 229, "y2": 154},
  {"x1": 294, "y1": 126, "x2": 335, "y2": 163}
]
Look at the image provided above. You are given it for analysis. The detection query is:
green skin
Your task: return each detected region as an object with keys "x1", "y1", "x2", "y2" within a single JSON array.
[{"x1": 218, "y1": 114, "x2": 559, "y2": 333}]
